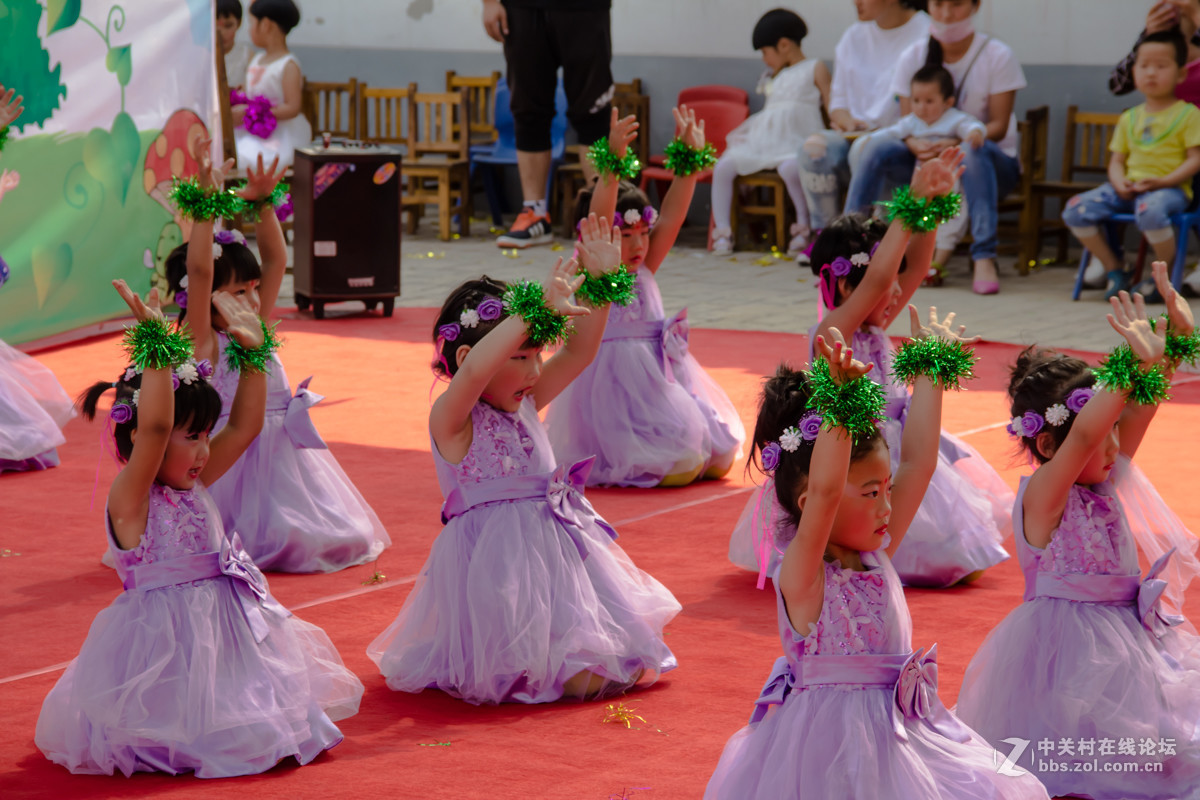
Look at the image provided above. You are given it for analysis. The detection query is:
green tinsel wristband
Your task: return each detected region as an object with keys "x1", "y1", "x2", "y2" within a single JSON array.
[
  {"x1": 170, "y1": 177, "x2": 243, "y2": 221},
  {"x1": 0, "y1": 125, "x2": 9, "y2": 155},
  {"x1": 891, "y1": 337, "x2": 978, "y2": 391},
  {"x1": 1093, "y1": 344, "x2": 1170, "y2": 405},
  {"x1": 662, "y1": 138, "x2": 717, "y2": 177},
  {"x1": 122, "y1": 318, "x2": 193, "y2": 371},
  {"x1": 587, "y1": 137, "x2": 641, "y2": 181},
  {"x1": 502, "y1": 280, "x2": 570, "y2": 347},
  {"x1": 805, "y1": 358, "x2": 886, "y2": 444},
  {"x1": 224, "y1": 319, "x2": 282, "y2": 374},
  {"x1": 1165, "y1": 331, "x2": 1200, "y2": 367},
  {"x1": 879, "y1": 185, "x2": 963, "y2": 233},
  {"x1": 575, "y1": 264, "x2": 637, "y2": 307},
  {"x1": 232, "y1": 182, "x2": 291, "y2": 222}
]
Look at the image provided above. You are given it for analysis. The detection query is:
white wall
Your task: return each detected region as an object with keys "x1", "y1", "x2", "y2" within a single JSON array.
[{"x1": 280, "y1": 0, "x2": 1149, "y2": 65}]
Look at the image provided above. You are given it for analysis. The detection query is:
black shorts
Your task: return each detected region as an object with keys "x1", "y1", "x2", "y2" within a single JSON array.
[{"x1": 501, "y1": 6, "x2": 614, "y2": 152}]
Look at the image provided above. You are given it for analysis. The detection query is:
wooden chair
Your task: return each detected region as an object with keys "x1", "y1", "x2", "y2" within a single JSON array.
[
  {"x1": 996, "y1": 105, "x2": 1050, "y2": 273},
  {"x1": 216, "y1": 47, "x2": 237, "y2": 166},
  {"x1": 614, "y1": 78, "x2": 642, "y2": 96},
  {"x1": 1025, "y1": 105, "x2": 1123, "y2": 264},
  {"x1": 446, "y1": 70, "x2": 501, "y2": 145},
  {"x1": 302, "y1": 79, "x2": 359, "y2": 140},
  {"x1": 402, "y1": 88, "x2": 472, "y2": 241},
  {"x1": 730, "y1": 171, "x2": 793, "y2": 252},
  {"x1": 358, "y1": 83, "x2": 416, "y2": 147}
]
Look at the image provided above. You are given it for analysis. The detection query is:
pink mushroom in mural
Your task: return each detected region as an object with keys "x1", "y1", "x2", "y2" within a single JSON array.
[{"x1": 143, "y1": 109, "x2": 208, "y2": 238}]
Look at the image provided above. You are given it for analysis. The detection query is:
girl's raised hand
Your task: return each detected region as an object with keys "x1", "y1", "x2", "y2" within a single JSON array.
[
  {"x1": 574, "y1": 213, "x2": 621, "y2": 277},
  {"x1": 607, "y1": 107, "x2": 639, "y2": 159},
  {"x1": 815, "y1": 327, "x2": 874, "y2": 384},
  {"x1": 1108, "y1": 290, "x2": 1166, "y2": 364},
  {"x1": 113, "y1": 280, "x2": 166, "y2": 324},
  {"x1": 193, "y1": 136, "x2": 235, "y2": 190},
  {"x1": 910, "y1": 146, "x2": 964, "y2": 199},
  {"x1": 0, "y1": 85, "x2": 24, "y2": 128},
  {"x1": 213, "y1": 291, "x2": 265, "y2": 349},
  {"x1": 908, "y1": 304, "x2": 981, "y2": 345},
  {"x1": 673, "y1": 104, "x2": 707, "y2": 151},
  {"x1": 237, "y1": 153, "x2": 286, "y2": 200},
  {"x1": 544, "y1": 257, "x2": 590, "y2": 318},
  {"x1": 1151, "y1": 260, "x2": 1195, "y2": 335}
]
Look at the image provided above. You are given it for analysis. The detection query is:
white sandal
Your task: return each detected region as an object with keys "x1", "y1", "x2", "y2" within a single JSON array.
[{"x1": 711, "y1": 227, "x2": 733, "y2": 255}]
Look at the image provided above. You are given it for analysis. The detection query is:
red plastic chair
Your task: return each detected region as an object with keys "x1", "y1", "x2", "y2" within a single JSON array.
[
  {"x1": 638, "y1": 99, "x2": 749, "y2": 205},
  {"x1": 678, "y1": 85, "x2": 750, "y2": 108}
]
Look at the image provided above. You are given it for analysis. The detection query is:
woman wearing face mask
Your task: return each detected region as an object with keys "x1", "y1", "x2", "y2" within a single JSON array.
[{"x1": 844, "y1": 0, "x2": 1025, "y2": 296}]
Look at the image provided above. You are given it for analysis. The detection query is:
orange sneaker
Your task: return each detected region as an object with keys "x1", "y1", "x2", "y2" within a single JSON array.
[{"x1": 496, "y1": 207, "x2": 553, "y2": 248}]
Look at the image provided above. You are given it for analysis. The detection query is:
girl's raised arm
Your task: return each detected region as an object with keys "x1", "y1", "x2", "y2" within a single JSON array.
[
  {"x1": 1024, "y1": 292, "x2": 1167, "y2": 547},
  {"x1": 236, "y1": 154, "x2": 288, "y2": 318},
  {"x1": 645, "y1": 105, "x2": 704, "y2": 273},
  {"x1": 587, "y1": 108, "x2": 639, "y2": 224},
  {"x1": 202, "y1": 293, "x2": 268, "y2": 484},
  {"x1": 183, "y1": 138, "x2": 234, "y2": 364},
  {"x1": 107, "y1": 283, "x2": 177, "y2": 550},
  {"x1": 777, "y1": 330, "x2": 872, "y2": 630}
]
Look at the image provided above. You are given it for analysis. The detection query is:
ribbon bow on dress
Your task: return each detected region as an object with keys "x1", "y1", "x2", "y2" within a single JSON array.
[
  {"x1": 219, "y1": 533, "x2": 291, "y2": 643},
  {"x1": 1138, "y1": 547, "x2": 1186, "y2": 637},
  {"x1": 659, "y1": 309, "x2": 690, "y2": 384},
  {"x1": 892, "y1": 645, "x2": 971, "y2": 743},
  {"x1": 283, "y1": 375, "x2": 327, "y2": 449},
  {"x1": 545, "y1": 458, "x2": 619, "y2": 559}
]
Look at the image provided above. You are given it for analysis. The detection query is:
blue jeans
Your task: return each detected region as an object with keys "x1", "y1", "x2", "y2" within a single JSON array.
[
  {"x1": 1062, "y1": 183, "x2": 1188, "y2": 241},
  {"x1": 796, "y1": 131, "x2": 851, "y2": 231},
  {"x1": 845, "y1": 137, "x2": 1021, "y2": 260}
]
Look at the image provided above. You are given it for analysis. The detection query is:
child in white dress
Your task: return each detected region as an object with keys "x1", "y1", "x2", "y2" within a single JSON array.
[
  {"x1": 711, "y1": 9, "x2": 829, "y2": 256},
  {"x1": 234, "y1": 0, "x2": 311, "y2": 171}
]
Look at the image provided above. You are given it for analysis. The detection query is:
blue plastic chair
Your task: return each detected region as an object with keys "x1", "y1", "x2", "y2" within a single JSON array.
[
  {"x1": 1072, "y1": 178, "x2": 1200, "y2": 300},
  {"x1": 472, "y1": 76, "x2": 568, "y2": 226}
]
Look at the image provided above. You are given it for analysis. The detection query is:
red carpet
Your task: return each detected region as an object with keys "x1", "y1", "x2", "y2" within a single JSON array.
[{"x1": 2, "y1": 308, "x2": 1198, "y2": 799}]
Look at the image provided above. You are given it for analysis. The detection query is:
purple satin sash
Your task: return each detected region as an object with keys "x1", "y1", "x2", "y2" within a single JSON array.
[
  {"x1": 749, "y1": 645, "x2": 971, "y2": 744},
  {"x1": 1031, "y1": 548, "x2": 1183, "y2": 638},
  {"x1": 440, "y1": 457, "x2": 618, "y2": 560},
  {"x1": 219, "y1": 375, "x2": 327, "y2": 449},
  {"x1": 122, "y1": 533, "x2": 290, "y2": 642},
  {"x1": 601, "y1": 311, "x2": 690, "y2": 385}
]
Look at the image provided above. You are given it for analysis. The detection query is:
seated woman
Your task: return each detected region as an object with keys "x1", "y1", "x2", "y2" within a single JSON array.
[{"x1": 843, "y1": 0, "x2": 1025, "y2": 296}]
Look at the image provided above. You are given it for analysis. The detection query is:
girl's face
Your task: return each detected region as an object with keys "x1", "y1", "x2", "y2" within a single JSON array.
[
  {"x1": 854, "y1": 0, "x2": 892, "y2": 22},
  {"x1": 841, "y1": 275, "x2": 900, "y2": 328},
  {"x1": 156, "y1": 426, "x2": 212, "y2": 490},
  {"x1": 248, "y1": 14, "x2": 267, "y2": 47},
  {"x1": 928, "y1": 0, "x2": 977, "y2": 24},
  {"x1": 760, "y1": 45, "x2": 786, "y2": 73},
  {"x1": 620, "y1": 221, "x2": 650, "y2": 269},
  {"x1": 1076, "y1": 420, "x2": 1120, "y2": 486},
  {"x1": 212, "y1": 279, "x2": 260, "y2": 330},
  {"x1": 826, "y1": 439, "x2": 893, "y2": 552},
  {"x1": 478, "y1": 346, "x2": 543, "y2": 413}
]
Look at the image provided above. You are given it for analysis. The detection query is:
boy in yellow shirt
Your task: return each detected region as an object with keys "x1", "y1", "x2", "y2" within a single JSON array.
[{"x1": 1063, "y1": 28, "x2": 1200, "y2": 299}]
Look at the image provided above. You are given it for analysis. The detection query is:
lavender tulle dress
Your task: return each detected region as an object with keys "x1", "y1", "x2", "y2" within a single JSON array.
[
  {"x1": 206, "y1": 332, "x2": 390, "y2": 572},
  {"x1": 729, "y1": 325, "x2": 1012, "y2": 587},
  {"x1": 705, "y1": 541, "x2": 1051, "y2": 798},
  {"x1": 367, "y1": 398, "x2": 680, "y2": 704},
  {"x1": 36, "y1": 483, "x2": 363, "y2": 778},
  {"x1": 956, "y1": 477, "x2": 1200, "y2": 799},
  {"x1": 545, "y1": 268, "x2": 744, "y2": 487},
  {"x1": 0, "y1": 339, "x2": 74, "y2": 473}
]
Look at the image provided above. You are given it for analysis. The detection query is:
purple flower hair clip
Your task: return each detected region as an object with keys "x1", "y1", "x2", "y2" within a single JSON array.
[
  {"x1": 798, "y1": 411, "x2": 824, "y2": 442},
  {"x1": 123, "y1": 366, "x2": 139, "y2": 382},
  {"x1": 477, "y1": 296, "x2": 504, "y2": 322},
  {"x1": 438, "y1": 323, "x2": 461, "y2": 343},
  {"x1": 174, "y1": 290, "x2": 188, "y2": 309},
  {"x1": 214, "y1": 229, "x2": 246, "y2": 246},
  {"x1": 171, "y1": 372, "x2": 181, "y2": 391},
  {"x1": 826, "y1": 256, "x2": 854, "y2": 278},
  {"x1": 109, "y1": 402, "x2": 134, "y2": 424},
  {"x1": 1008, "y1": 387, "x2": 1095, "y2": 438},
  {"x1": 196, "y1": 359, "x2": 214, "y2": 380},
  {"x1": 761, "y1": 442, "x2": 782, "y2": 472},
  {"x1": 1065, "y1": 387, "x2": 1094, "y2": 414},
  {"x1": 1008, "y1": 410, "x2": 1045, "y2": 439}
]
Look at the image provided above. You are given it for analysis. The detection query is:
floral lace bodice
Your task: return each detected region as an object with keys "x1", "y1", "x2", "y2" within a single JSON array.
[
  {"x1": 776, "y1": 544, "x2": 912, "y2": 663},
  {"x1": 610, "y1": 268, "x2": 665, "y2": 325},
  {"x1": 106, "y1": 484, "x2": 223, "y2": 583},
  {"x1": 211, "y1": 331, "x2": 293, "y2": 416},
  {"x1": 431, "y1": 398, "x2": 556, "y2": 496},
  {"x1": 1017, "y1": 479, "x2": 1138, "y2": 579}
]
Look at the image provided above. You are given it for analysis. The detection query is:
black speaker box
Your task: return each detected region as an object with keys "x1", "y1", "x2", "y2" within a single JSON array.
[{"x1": 292, "y1": 143, "x2": 403, "y2": 318}]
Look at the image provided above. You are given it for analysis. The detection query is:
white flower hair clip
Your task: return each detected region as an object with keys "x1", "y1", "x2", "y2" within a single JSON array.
[
  {"x1": 850, "y1": 251, "x2": 871, "y2": 267},
  {"x1": 460, "y1": 308, "x2": 481, "y2": 329}
]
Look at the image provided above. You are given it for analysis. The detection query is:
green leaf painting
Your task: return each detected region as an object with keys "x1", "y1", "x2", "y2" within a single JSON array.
[
  {"x1": 0, "y1": 0, "x2": 69, "y2": 129},
  {"x1": 83, "y1": 112, "x2": 141, "y2": 204},
  {"x1": 46, "y1": 0, "x2": 81, "y2": 33},
  {"x1": 106, "y1": 45, "x2": 132, "y2": 87}
]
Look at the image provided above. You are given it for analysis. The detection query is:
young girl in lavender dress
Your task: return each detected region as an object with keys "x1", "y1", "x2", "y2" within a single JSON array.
[
  {"x1": 0, "y1": 86, "x2": 74, "y2": 473},
  {"x1": 729, "y1": 150, "x2": 1014, "y2": 587},
  {"x1": 36, "y1": 282, "x2": 362, "y2": 778},
  {"x1": 368, "y1": 218, "x2": 680, "y2": 704},
  {"x1": 234, "y1": 0, "x2": 311, "y2": 171},
  {"x1": 167, "y1": 146, "x2": 389, "y2": 572},
  {"x1": 957, "y1": 267, "x2": 1200, "y2": 800},
  {"x1": 546, "y1": 107, "x2": 745, "y2": 487},
  {"x1": 705, "y1": 323, "x2": 1050, "y2": 800}
]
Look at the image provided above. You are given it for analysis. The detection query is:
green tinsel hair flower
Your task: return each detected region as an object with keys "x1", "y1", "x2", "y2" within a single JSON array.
[
  {"x1": 1093, "y1": 343, "x2": 1170, "y2": 405},
  {"x1": 170, "y1": 177, "x2": 243, "y2": 222},
  {"x1": 662, "y1": 138, "x2": 717, "y2": 177},
  {"x1": 232, "y1": 182, "x2": 291, "y2": 222},
  {"x1": 587, "y1": 137, "x2": 642, "y2": 181},
  {"x1": 122, "y1": 317, "x2": 194, "y2": 371},
  {"x1": 891, "y1": 336, "x2": 978, "y2": 391},
  {"x1": 805, "y1": 358, "x2": 886, "y2": 444},
  {"x1": 879, "y1": 185, "x2": 962, "y2": 233},
  {"x1": 502, "y1": 280, "x2": 571, "y2": 347},
  {"x1": 224, "y1": 319, "x2": 282, "y2": 374},
  {"x1": 0, "y1": 125, "x2": 9, "y2": 155},
  {"x1": 575, "y1": 264, "x2": 637, "y2": 307}
]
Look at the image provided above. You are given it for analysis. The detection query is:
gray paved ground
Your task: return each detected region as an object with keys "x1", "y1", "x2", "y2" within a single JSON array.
[{"x1": 271, "y1": 221, "x2": 1196, "y2": 357}]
